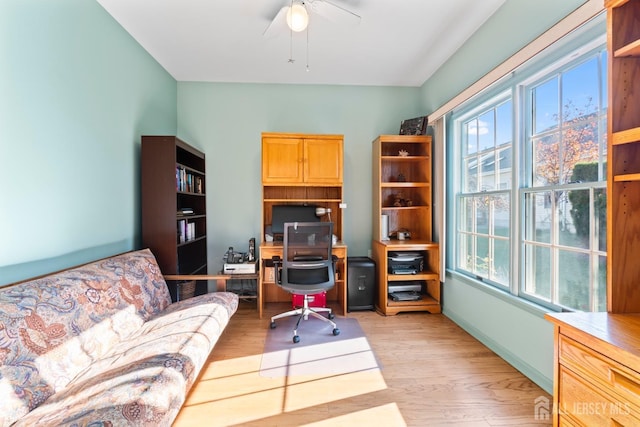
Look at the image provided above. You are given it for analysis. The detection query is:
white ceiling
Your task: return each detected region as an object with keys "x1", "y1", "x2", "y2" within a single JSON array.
[{"x1": 96, "y1": 0, "x2": 506, "y2": 87}]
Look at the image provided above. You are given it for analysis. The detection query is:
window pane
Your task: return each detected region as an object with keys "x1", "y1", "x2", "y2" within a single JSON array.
[
  {"x1": 533, "y1": 133, "x2": 560, "y2": 186},
  {"x1": 562, "y1": 58, "x2": 598, "y2": 122},
  {"x1": 597, "y1": 255, "x2": 607, "y2": 311},
  {"x1": 561, "y1": 189, "x2": 589, "y2": 250},
  {"x1": 557, "y1": 250, "x2": 590, "y2": 310},
  {"x1": 496, "y1": 100, "x2": 512, "y2": 146},
  {"x1": 493, "y1": 194, "x2": 510, "y2": 238},
  {"x1": 493, "y1": 238, "x2": 510, "y2": 285},
  {"x1": 478, "y1": 110, "x2": 494, "y2": 152},
  {"x1": 480, "y1": 152, "x2": 496, "y2": 191},
  {"x1": 475, "y1": 236, "x2": 489, "y2": 276},
  {"x1": 524, "y1": 244, "x2": 551, "y2": 301},
  {"x1": 459, "y1": 233, "x2": 473, "y2": 271},
  {"x1": 464, "y1": 157, "x2": 478, "y2": 193},
  {"x1": 595, "y1": 188, "x2": 606, "y2": 252},
  {"x1": 524, "y1": 192, "x2": 552, "y2": 243},
  {"x1": 533, "y1": 77, "x2": 559, "y2": 134},
  {"x1": 460, "y1": 197, "x2": 473, "y2": 232},
  {"x1": 498, "y1": 147, "x2": 512, "y2": 189},
  {"x1": 476, "y1": 198, "x2": 489, "y2": 234},
  {"x1": 466, "y1": 119, "x2": 478, "y2": 155},
  {"x1": 561, "y1": 124, "x2": 600, "y2": 185}
]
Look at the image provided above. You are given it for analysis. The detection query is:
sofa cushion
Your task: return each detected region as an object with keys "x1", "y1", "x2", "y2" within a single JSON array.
[
  {"x1": 0, "y1": 249, "x2": 171, "y2": 426},
  {"x1": 12, "y1": 292, "x2": 238, "y2": 427}
]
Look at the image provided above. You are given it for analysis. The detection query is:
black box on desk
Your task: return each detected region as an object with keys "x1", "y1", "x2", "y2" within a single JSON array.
[{"x1": 347, "y1": 257, "x2": 376, "y2": 311}]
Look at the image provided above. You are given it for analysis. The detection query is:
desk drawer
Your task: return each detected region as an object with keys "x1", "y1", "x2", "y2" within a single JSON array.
[
  {"x1": 560, "y1": 366, "x2": 640, "y2": 426},
  {"x1": 560, "y1": 335, "x2": 640, "y2": 410}
]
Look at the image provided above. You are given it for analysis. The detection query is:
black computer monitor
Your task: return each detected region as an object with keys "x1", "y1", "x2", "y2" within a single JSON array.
[{"x1": 271, "y1": 205, "x2": 319, "y2": 238}]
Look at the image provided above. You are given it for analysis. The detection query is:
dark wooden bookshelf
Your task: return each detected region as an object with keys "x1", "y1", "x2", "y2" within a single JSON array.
[{"x1": 141, "y1": 135, "x2": 208, "y2": 301}]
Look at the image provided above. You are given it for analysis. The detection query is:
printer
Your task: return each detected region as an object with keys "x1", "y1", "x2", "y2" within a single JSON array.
[{"x1": 387, "y1": 252, "x2": 424, "y2": 275}]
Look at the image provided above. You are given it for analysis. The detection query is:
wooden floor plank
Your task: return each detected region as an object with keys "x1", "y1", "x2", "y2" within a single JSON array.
[{"x1": 173, "y1": 302, "x2": 552, "y2": 426}]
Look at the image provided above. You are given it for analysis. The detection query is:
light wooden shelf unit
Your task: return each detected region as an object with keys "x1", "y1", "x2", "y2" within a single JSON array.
[{"x1": 371, "y1": 134, "x2": 440, "y2": 315}]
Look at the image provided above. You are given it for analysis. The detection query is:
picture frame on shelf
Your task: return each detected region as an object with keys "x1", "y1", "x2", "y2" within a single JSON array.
[{"x1": 399, "y1": 116, "x2": 428, "y2": 135}]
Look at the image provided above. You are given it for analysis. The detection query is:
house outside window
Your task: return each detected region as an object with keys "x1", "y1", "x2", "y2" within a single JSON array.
[{"x1": 450, "y1": 18, "x2": 607, "y2": 312}]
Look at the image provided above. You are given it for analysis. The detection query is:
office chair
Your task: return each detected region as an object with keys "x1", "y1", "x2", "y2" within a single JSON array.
[{"x1": 269, "y1": 221, "x2": 340, "y2": 343}]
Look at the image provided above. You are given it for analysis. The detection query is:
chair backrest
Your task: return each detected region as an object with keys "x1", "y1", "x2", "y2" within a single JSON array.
[{"x1": 279, "y1": 221, "x2": 334, "y2": 295}]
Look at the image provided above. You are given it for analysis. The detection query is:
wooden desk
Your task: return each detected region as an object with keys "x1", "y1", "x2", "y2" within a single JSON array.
[
  {"x1": 545, "y1": 312, "x2": 640, "y2": 426},
  {"x1": 258, "y1": 242, "x2": 347, "y2": 319}
]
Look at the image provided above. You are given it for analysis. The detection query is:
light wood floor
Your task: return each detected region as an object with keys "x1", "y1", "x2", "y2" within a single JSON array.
[{"x1": 173, "y1": 301, "x2": 552, "y2": 427}]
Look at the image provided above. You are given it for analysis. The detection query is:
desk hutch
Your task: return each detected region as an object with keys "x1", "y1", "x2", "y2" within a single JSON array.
[{"x1": 258, "y1": 132, "x2": 347, "y2": 319}]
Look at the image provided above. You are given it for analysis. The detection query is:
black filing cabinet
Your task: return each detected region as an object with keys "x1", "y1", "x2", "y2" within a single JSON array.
[{"x1": 347, "y1": 257, "x2": 376, "y2": 311}]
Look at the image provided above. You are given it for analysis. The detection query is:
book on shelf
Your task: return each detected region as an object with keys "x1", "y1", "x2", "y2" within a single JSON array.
[
  {"x1": 177, "y1": 208, "x2": 194, "y2": 216},
  {"x1": 177, "y1": 220, "x2": 196, "y2": 244},
  {"x1": 176, "y1": 167, "x2": 204, "y2": 194}
]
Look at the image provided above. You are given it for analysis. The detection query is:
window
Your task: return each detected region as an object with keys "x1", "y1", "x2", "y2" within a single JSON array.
[
  {"x1": 450, "y1": 17, "x2": 607, "y2": 312},
  {"x1": 522, "y1": 52, "x2": 608, "y2": 311},
  {"x1": 457, "y1": 99, "x2": 512, "y2": 287}
]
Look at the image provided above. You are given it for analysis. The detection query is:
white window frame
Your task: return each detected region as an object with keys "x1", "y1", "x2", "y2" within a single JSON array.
[{"x1": 448, "y1": 14, "x2": 607, "y2": 312}]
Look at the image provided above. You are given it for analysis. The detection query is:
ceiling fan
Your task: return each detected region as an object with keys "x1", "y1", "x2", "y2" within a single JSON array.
[{"x1": 263, "y1": 0, "x2": 361, "y2": 38}]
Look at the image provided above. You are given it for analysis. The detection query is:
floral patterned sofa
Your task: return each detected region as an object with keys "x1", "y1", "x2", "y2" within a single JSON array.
[{"x1": 0, "y1": 249, "x2": 238, "y2": 426}]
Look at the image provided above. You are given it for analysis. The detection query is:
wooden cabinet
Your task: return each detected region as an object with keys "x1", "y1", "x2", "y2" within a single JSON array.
[
  {"x1": 373, "y1": 240, "x2": 440, "y2": 315},
  {"x1": 261, "y1": 132, "x2": 344, "y2": 241},
  {"x1": 371, "y1": 134, "x2": 440, "y2": 315},
  {"x1": 141, "y1": 136, "x2": 207, "y2": 301},
  {"x1": 545, "y1": 313, "x2": 640, "y2": 426},
  {"x1": 262, "y1": 133, "x2": 343, "y2": 184},
  {"x1": 607, "y1": 0, "x2": 640, "y2": 313}
]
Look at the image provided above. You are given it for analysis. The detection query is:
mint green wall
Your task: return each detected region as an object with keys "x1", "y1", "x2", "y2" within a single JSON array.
[
  {"x1": 420, "y1": 0, "x2": 593, "y2": 394},
  {"x1": 0, "y1": 0, "x2": 177, "y2": 285},
  {"x1": 177, "y1": 82, "x2": 422, "y2": 271}
]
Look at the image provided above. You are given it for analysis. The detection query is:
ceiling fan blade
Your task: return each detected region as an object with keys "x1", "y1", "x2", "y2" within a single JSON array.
[
  {"x1": 263, "y1": 6, "x2": 288, "y2": 38},
  {"x1": 309, "y1": 0, "x2": 361, "y2": 27}
]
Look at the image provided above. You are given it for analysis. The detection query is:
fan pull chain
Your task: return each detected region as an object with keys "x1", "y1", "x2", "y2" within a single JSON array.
[{"x1": 306, "y1": 20, "x2": 310, "y2": 72}]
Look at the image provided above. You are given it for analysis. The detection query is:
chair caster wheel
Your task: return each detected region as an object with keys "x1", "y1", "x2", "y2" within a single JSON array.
[
  {"x1": 328, "y1": 313, "x2": 335, "y2": 320},
  {"x1": 293, "y1": 335, "x2": 300, "y2": 343},
  {"x1": 270, "y1": 321, "x2": 276, "y2": 329},
  {"x1": 332, "y1": 328, "x2": 340, "y2": 336}
]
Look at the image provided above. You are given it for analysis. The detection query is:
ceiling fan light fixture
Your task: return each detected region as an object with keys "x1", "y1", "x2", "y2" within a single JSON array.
[{"x1": 286, "y1": 3, "x2": 309, "y2": 32}]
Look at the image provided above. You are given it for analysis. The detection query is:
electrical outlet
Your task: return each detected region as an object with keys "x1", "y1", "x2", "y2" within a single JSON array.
[{"x1": 339, "y1": 202, "x2": 347, "y2": 209}]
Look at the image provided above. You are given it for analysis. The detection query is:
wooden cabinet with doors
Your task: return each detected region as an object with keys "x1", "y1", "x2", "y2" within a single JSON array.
[
  {"x1": 261, "y1": 132, "x2": 345, "y2": 241},
  {"x1": 547, "y1": 2, "x2": 640, "y2": 425},
  {"x1": 262, "y1": 133, "x2": 343, "y2": 184},
  {"x1": 371, "y1": 134, "x2": 441, "y2": 315}
]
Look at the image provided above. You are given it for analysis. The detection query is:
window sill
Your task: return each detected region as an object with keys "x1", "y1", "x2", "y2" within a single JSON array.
[{"x1": 445, "y1": 269, "x2": 557, "y2": 319}]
